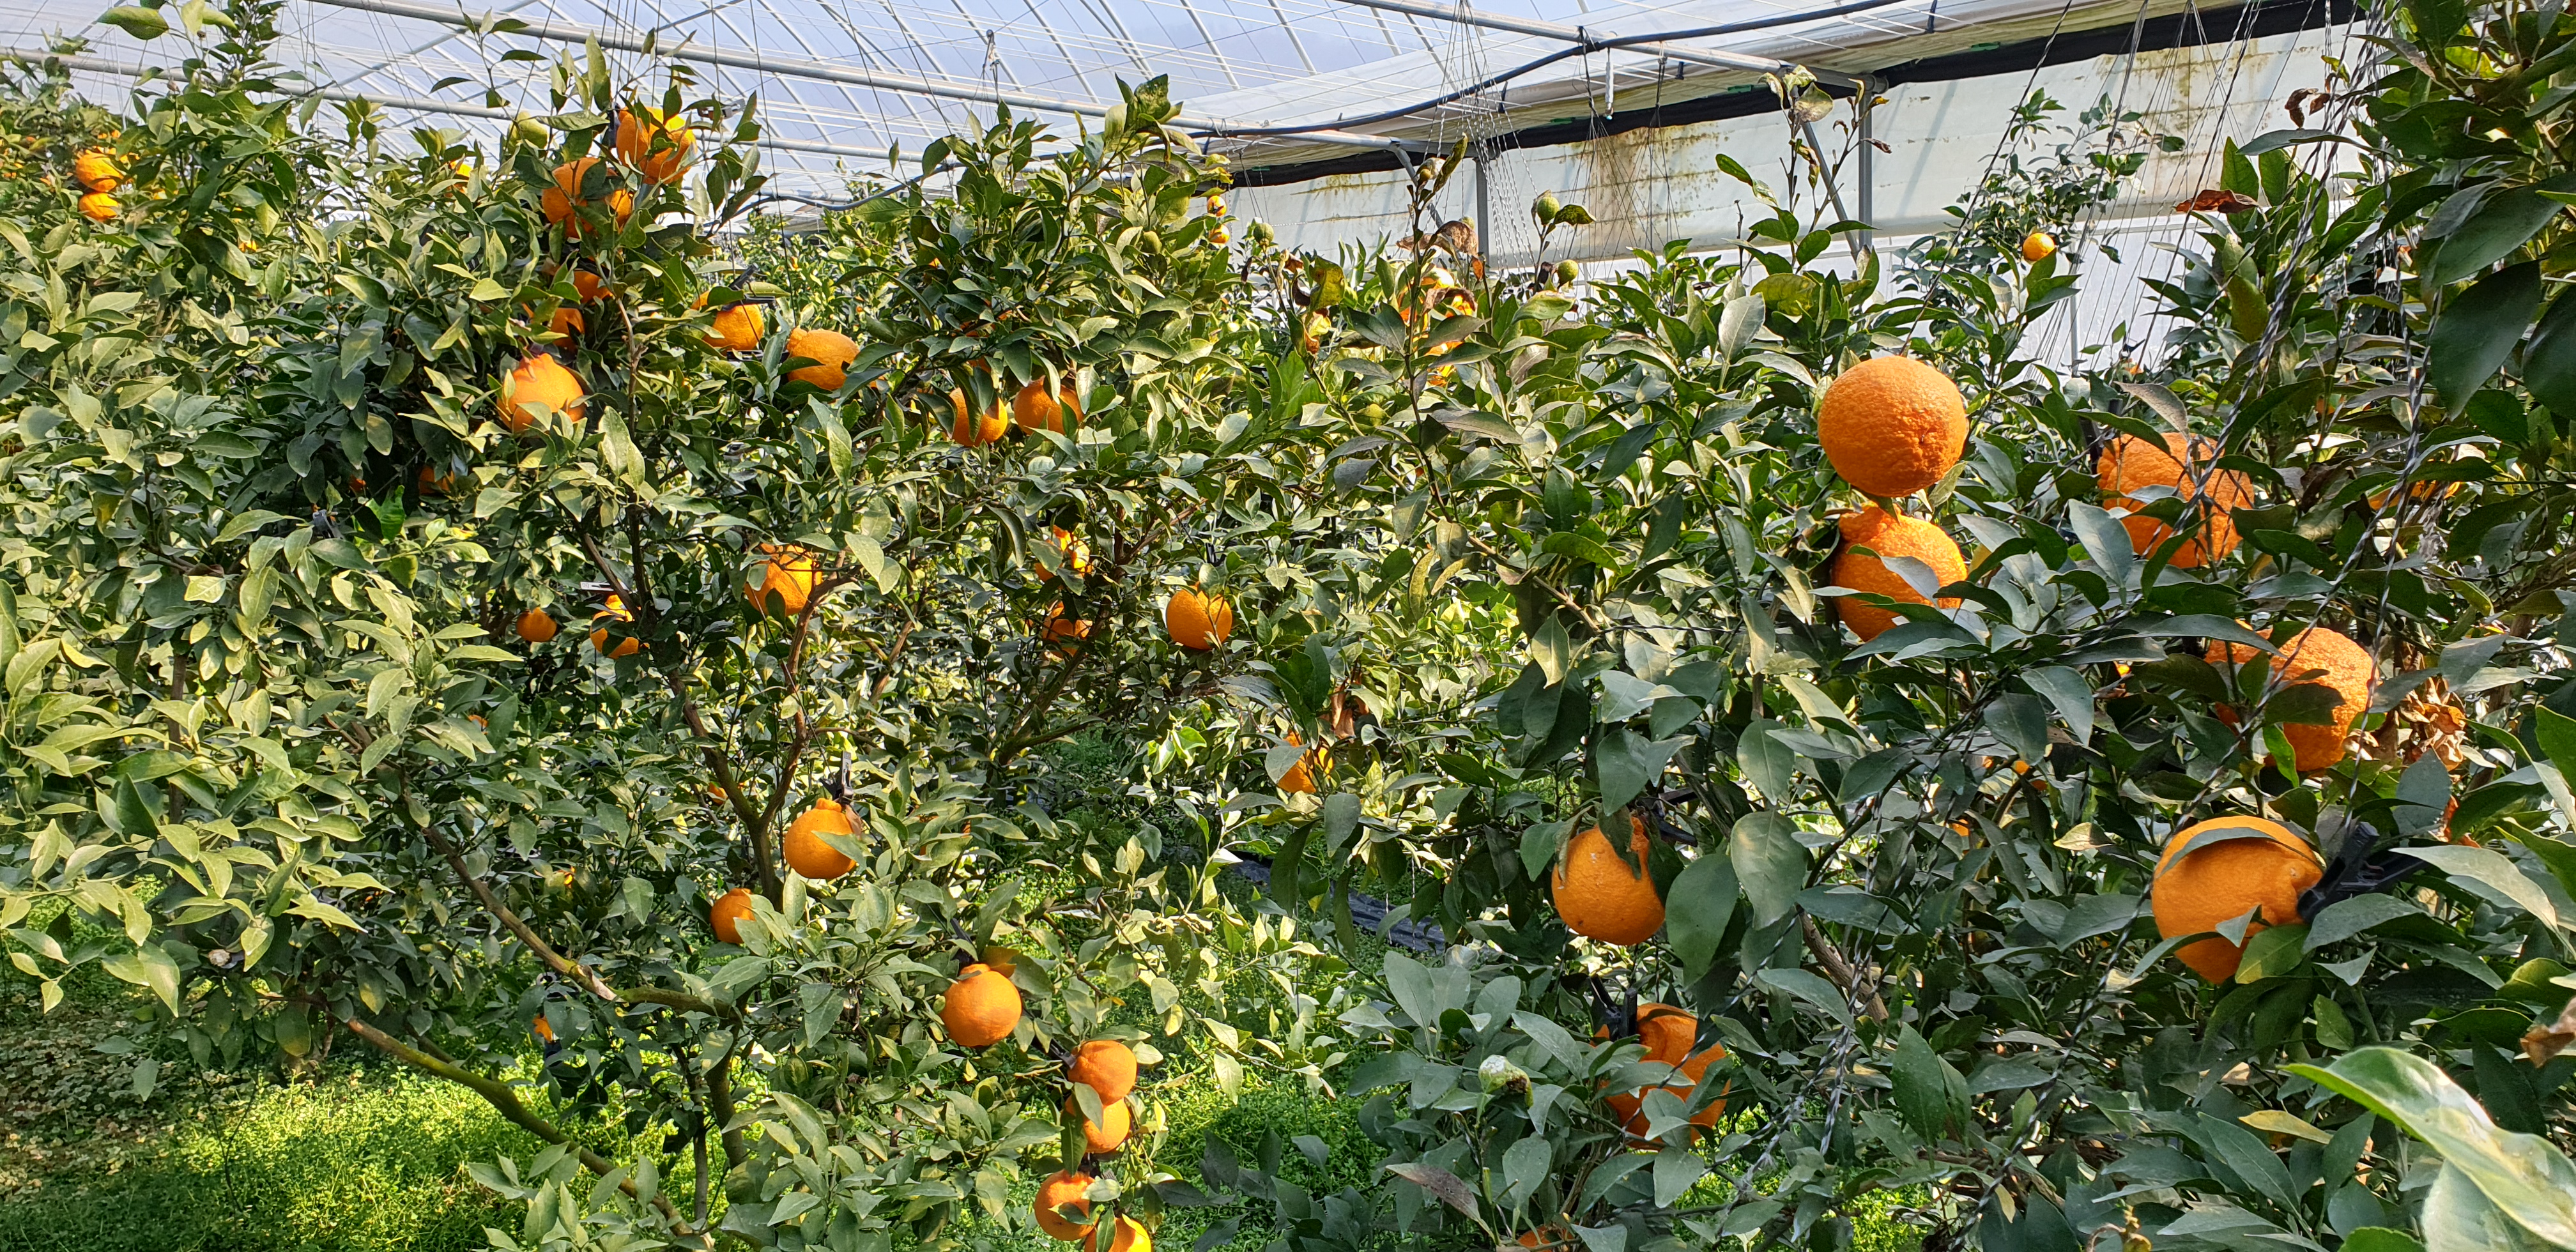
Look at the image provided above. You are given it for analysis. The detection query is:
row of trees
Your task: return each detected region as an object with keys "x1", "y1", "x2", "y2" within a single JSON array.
[{"x1": 2, "y1": 0, "x2": 2573, "y2": 1249}]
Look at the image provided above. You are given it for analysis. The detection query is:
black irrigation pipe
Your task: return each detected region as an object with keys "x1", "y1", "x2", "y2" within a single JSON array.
[{"x1": 1223, "y1": 856, "x2": 1447, "y2": 952}]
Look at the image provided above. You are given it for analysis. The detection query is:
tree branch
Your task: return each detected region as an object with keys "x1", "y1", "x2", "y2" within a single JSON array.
[
  {"x1": 1801, "y1": 915, "x2": 1890, "y2": 1021},
  {"x1": 420, "y1": 823, "x2": 620, "y2": 1004},
  {"x1": 343, "y1": 1017, "x2": 705, "y2": 1245}
]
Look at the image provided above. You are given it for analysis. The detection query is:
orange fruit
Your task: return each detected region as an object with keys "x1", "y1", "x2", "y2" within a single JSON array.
[
  {"x1": 498, "y1": 353, "x2": 585, "y2": 432},
  {"x1": 1094, "y1": 1216, "x2": 1148, "y2": 1252},
  {"x1": 707, "y1": 302, "x2": 765, "y2": 352},
  {"x1": 1070, "y1": 1039, "x2": 1138, "y2": 1102},
  {"x1": 786, "y1": 328, "x2": 857, "y2": 389},
  {"x1": 589, "y1": 593, "x2": 642, "y2": 658},
  {"x1": 1163, "y1": 587, "x2": 1234, "y2": 651},
  {"x1": 949, "y1": 388, "x2": 1009, "y2": 447},
  {"x1": 1551, "y1": 814, "x2": 1664, "y2": 945},
  {"x1": 1034, "y1": 1170, "x2": 1096, "y2": 1241},
  {"x1": 1815, "y1": 356, "x2": 1968, "y2": 498},
  {"x1": 77, "y1": 191, "x2": 118, "y2": 222},
  {"x1": 613, "y1": 106, "x2": 694, "y2": 185},
  {"x1": 416, "y1": 466, "x2": 459, "y2": 496},
  {"x1": 569, "y1": 268, "x2": 611, "y2": 303},
  {"x1": 2205, "y1": 626, "x2": 2374, "y2": 773},
  {"x1": 1013, "y1": 379, "x2": 1082, "y2": 436},
  {"x1": 73, "y1": 149, "x2": 123, "y2": 192},
  {"x1": 942, "y1": 963, "x2": 1021, "y2": 1048},
  {"x1": 1065, "y1": 1092, "x2": 1131, "y2": 1154},
  {"x1": 1043, "y1": 604, "x2": 1092, "y2": 653},
  {"x1": 2021, "y1": 231, "x2": 2057, "y2": 263},
  {"x1": 709, "y1": 887, "x2": 755, "y2": 944},
  {"x1": 2150, "y1": 816, "x2": 2321, "y2": 981},
  {"x1": 2097, "y1": 432, "x2": 2253, "y2": 568},
  {"x1": 540, "y1": 158, "x2": 633, "y2": 238},
  {"x1": 515, "y1": 609, "x2": 558, "y2": 644},
  {"x1": 1276, "y1": 733, "x2": 1320, "y2": 794},
  {"x1": 746, "y1": 543, "x2": 819, "y2": 616},
  {"x1": 1037, "y1": 527, "x2": 1091, "y2": 580},
  {"x1": 1829, "y1": 507, "x2": 1965, "y2": 642},
  {"x1": 782, "y1": 798, "x2": 857, "y2": 880}
]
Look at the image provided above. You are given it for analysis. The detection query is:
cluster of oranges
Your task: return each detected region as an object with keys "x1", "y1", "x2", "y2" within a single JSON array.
[
  {"x1": 1805, "y1": 355, "x2": 2376, "y2": 984},
  {"x1": 1544, "y1": 817, "x2": 1729, "y2": 1139},
  {"x1": 71, "y1": 146, "x2": 122, "y2": 221},
  {"x1": 1034, "y1": 1037, "x2": 1148, "y2": 1251}
]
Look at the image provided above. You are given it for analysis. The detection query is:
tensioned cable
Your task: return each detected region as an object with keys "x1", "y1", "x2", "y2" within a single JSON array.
[{"x1": 1192, "y1": 0, "x2": 1919, "y2": 139}]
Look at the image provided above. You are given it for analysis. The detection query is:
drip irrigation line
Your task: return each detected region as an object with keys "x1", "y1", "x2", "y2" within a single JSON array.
[{"x1": 1191, "y1": 0, "x2": 1917, "y2": 141}]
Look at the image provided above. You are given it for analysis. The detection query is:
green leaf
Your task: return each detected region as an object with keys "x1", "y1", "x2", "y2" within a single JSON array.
[
  {"x1": 2527, "y1": 291, "x2": 2576, "y2": 423},
  {"x1": 1736, "y1": 719, "x2": 1795, "y2": 804},
  {"x1": 2404, "y1": 844, "x2": 2563, "y2": 929},
  {"x1": 2304, "y1": 895, "x2": 2419, "y2": 950},
  {"x1": 2428, "y1": 262, "x2": 2543, "y2": 408},
  {"x1": 2234, "y1": 922, "x2": 2308, "y2": 982},
  {"x1": 1664, "y1": 853, "x2": 1736, "y2": 979},
  {"x1": 1889, "y1": 1025, "x2": 1960, "y2": 1138},
  {"x1": 2426, "y1": 190, "x2": 2566, "y2": 287},
  {"x1": 2340, "y1": 1230, "x2": 2425, "y2": 1252},
  {"x1": 1521, "y1": 819, "x2": 1570, "y2": 882},
  {"x1": 98, "y1": 5, "x2": 171, "y2": 38},
  {"x1": 1729, "y1": 812, "x2": 1806, "y2": 928},
  {"x1": 1594, "y1": 728, "x2": 1683, "y2": 816},
  {"x1": 2425, "y1": 1163, "x2": 2561, "y2": 1252},
  {"x1": 2288, "y1": 1048, "x2": 2576, "y2": 1247},
  {"x1": 1755, "y1": 967, "x2": 1852, "y2": 1027}
]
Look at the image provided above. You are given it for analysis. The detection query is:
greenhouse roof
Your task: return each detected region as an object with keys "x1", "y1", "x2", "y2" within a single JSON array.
[{"x1": 8, "y1": 0, "x2": 2302, "y2": 192}]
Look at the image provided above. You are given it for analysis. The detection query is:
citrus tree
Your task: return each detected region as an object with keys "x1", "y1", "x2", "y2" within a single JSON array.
[
  {"x1": 0, "y1": 6, "x2": 1360, "y2": 1249},
  {"x1": 1202, "y1": 15, "x2": 2576, "y2": 1251}
]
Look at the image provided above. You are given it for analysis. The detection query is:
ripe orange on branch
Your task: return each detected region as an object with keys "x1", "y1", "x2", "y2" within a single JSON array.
[
  {"x1": 540, "y1": 157, "x2": 634, "y2": 238},
  {"x1": 1014, "y1": 378, "x2": 1083, "y2": 436},
  {"x1": 1164, "y1": 587, "x2": 1233, "y2": 651},
  {"x1": 942, "y1": 963, "x2": 1022, "y2": 1047},
  {"x1": 498, "y1": 353, "x2": 585, "y2": 432},
  {"x1": 1599, "y1": 1002, "x2": 1729, "y2": 1136},
  {"x1": 77, "y1": 192, "x2": 118, "y2": 222},
  {"x1": 73, "y1": 148, "x2": 123, "y2": 191},
  {"x1": 589, "y1": 594, "x2": 641, "y2": 658},
  {"x1": 785, "y1": 328, "x2": 858, "y2": 390},
  {"x1": 709, "y1": 887, "x2": 755, "y2": 945},
  {"x1": 949, "y1": 388, "x2": 1009, "y2": 447},
  {"x1": 1065, "y1": 1092, "x2": 1131, "y2": 1154},
  {"x1": 1551, "y1": 814, "x2": 1664, "y2": 945},
  {"x1": 515, "y1": 609, "x2": 558, "y2": 643},
  {"x1": 2205, "y1": 625, "x2": 2373, "y2": 773},
  {"x1": 706, "y1": 302, "x2": 765, "y2": 352},
  {"x1": 1070, "y1": 1039, "x2": 1138, "y2": 1102},
  {"x1": 2150, "y1": 816, "x2": 2321, "y2": 982},
  {"x1": 2097, "y1": 432, "x2": 2253, "y2": 568},
  {"x1": 613, "y1": 106, "x2": 694, "y2": 184},
  {"x1": 1096, "y1": 1216, "x2": 1149, "y2": 1252},
  {"x1": 783, "y1": 797, "x2": 857, "y2": 880},
  {"x1": 1816, "y1": 356, "x2": 1967, "y2": 498},
  {"x1": 2021, "y1": 231, "x2": 2057, "y2": 262},
  {"x1": 746, "y1": 543, "x2": 819, "y2": 616},
  {"x1": 1829, "y1": 507, "x2": 1965, "y2": 643},
  {"x1": 1034, "y1": 1170, "x2": 1096, "y2": 1241}
]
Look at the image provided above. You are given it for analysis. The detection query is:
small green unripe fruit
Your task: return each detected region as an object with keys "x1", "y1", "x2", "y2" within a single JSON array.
[
  {"x1": 1532, "y1": 191, "x2": 1561, "y2": 221},
  {"x1": 1554, "y1": 259, "x2": 1580, "y2": 284}
]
